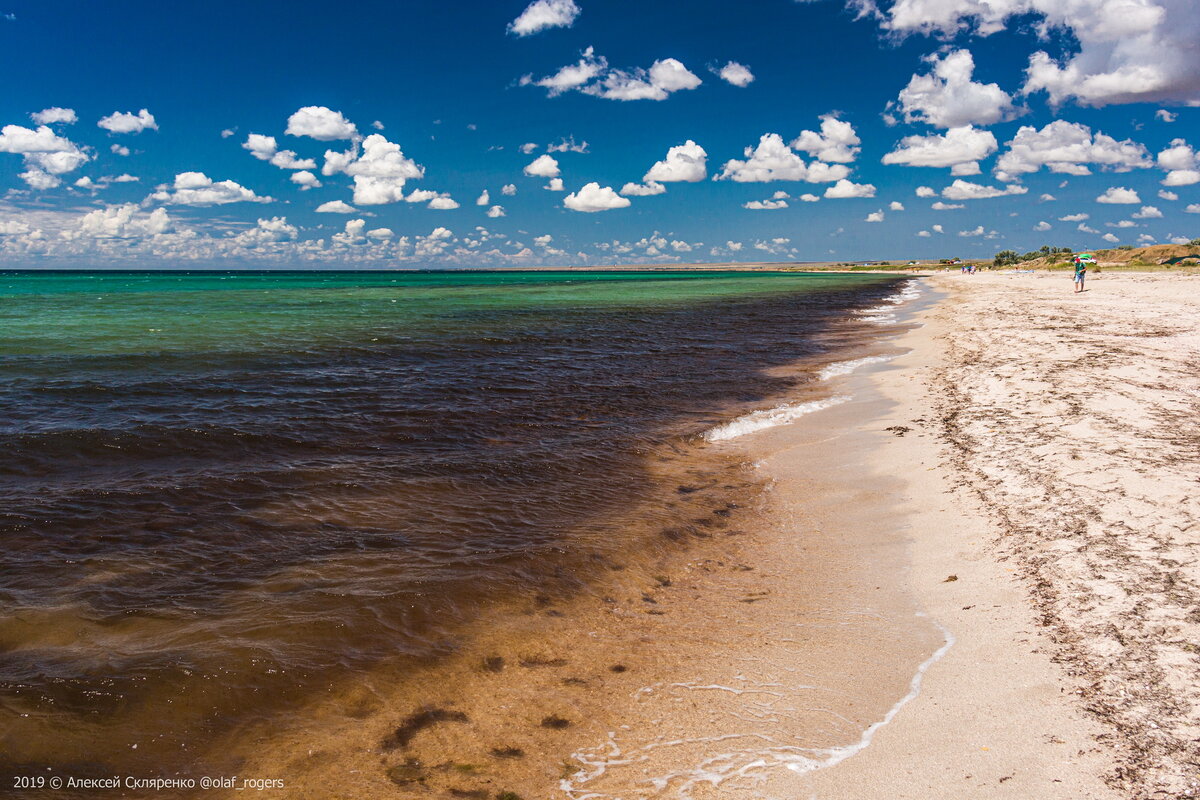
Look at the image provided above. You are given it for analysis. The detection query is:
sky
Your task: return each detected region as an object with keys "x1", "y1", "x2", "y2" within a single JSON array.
[{"x1": 0, "y1": 0, "x2": 1198, "y2": 268}]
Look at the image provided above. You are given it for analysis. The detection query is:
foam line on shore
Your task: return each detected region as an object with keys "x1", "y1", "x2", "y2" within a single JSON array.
[
  {"x1": 818, "y1": 355, "x2": 896, "y2": 381},
  {"x1": 701, "y1": 396, "x2": 850, "y2": 442}
]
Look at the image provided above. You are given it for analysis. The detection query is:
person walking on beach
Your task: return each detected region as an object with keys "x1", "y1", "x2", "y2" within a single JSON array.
[{"x1": 1073, "y1": 257, "x2": 1087, "y2": 293}]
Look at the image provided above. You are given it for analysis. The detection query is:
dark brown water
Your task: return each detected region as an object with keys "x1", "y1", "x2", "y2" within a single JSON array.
[{"x1": 0, "y1": 269, "x2": 910, "y2": 787}]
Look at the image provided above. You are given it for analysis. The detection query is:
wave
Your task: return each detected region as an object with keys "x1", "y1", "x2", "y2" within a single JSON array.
[
  {"x1": 702, "y1": 395, "x2": 850, "y2": 442},
  {"x1": 818, "y1": 355, "x2": 895, "y2": 381}
]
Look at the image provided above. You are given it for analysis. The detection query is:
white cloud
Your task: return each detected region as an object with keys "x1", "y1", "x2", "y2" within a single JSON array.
[
  {"x1": 545, "y1": 177, "x2": 564, "y2": 191},
  {"x1": 487, "y1": 205, "x2": 506, "y2": 218},
  {"x1": 933, "y1": 224, "x2": 944, "y2": 233},
  {"x1": 104, "y1": 174, "x2": 138, "y2": 183},
  {"x1": 519, "y1": 142, "x2": 538, "y2": 154},
  {"x1": 547, "y1": 136, "x2": 588, "y2": 153},
  {"x1": 1157, "y1": 138, "x2": 1200, "y2": 185},
  {"x1": 824, "y1": 179, "x2": 876, "y2": 198},
  {"x1": 98, "y1": 109, "x2": 157, "y2": 134},
  {"x1": 428, "y1": 195, "x2": 460, "y2": 210},
  {"x1": 149, "y1": 172, "x2": 271, "y2": 206},
  {"x1": 583, "y1": 57, "x2": 702, "y2": 101},
  {"x1": 367, "y1": 227, "x2": 393, "y2": 239},
  {"x1": 1040, "y1": 193, "x2": 1056, "y2": 201},
  {"x1": 916, "y1": 185, "x2": 937, "y2": 197},
  {"x1": 994, "y1": 120, "x2": 1151, "y2": 178},
  {"x1": 889, "y1": 201, "x2": 905, "y2": 210},
  {"x1": 523, "y1": 153, "x2": 560, "y2": 178},
  {"x1": 931, "y1": 201, "x2": 964, "y2": 210},
  {"x1": 220, "y1": 129, "x2": 235, "y2": 138},
  {"x1": 1096, "y1": 186, "x2": 1140, "y2": 204},
  {"x1": 717, "y1": 61, "x2": 755, "y2": 87},
  {"x1": 476, "y1": 189, "x2": 490, "y2": 206},
  {"x1": 501, "y1": 183, "x2": 517, "y2": 196},
  {"x1": 508, "y1": 0, "x2": 580, "y2": 36},
  {"x1": 1156, "y1": 109, "x2": 1178, "y2": 122},
  {"x1": 867, "y1": 0, "x2": 1200, "y2": 107},
  {"x1": 1060, "y1": 213, "x2": 1090, "y2": 221},
  {"x1": 316, "y1": 200, "x2": 357, "y2": 213},
  {"x1": 1101, "y1": 232, "x2": 1120, "y2": 243},
  {"x1": 563, "y1": 182, "x2": 631, "y2": 212},
  {"x1": 716, "y1": 133, "x2": 850, "y2": 183},
  {"x1": 895, "y1": 49, "x2": 1020, "y2": 128},
  {"x1": 1034, "y1": 220, "x2": 1052, "y2": 231},
  {"x1": 285, "y1": 106, "x2": 358, "y2": 141},
  {"x1": 1158, "y1": 189, "x2": 1178, "y2": 201},
  {"x1": 76, "y1": 204, "x2": 171, "y2": 238},
  {"x1": 324, "y1": 134, "x2": 425, "y2": 205},
  {"x1": 111, "y1": 144, "x2": 130, "y2": 156},
  {"x1": 1108, "y1": 220, "x2": 1136, "y2": 228},
  {"x1": 620, "y1": 180, "x2": 666, "y2": 196},
  {"x1": 31, "y1": 107, "x2": 76, "y2": 125},
  {"x1": 0, "y1": 124, "x2": 91, "y2": 187},
  {"x1": 1162, "y1": 170, "x2": 1200, "y2": 186},
  {"x1": 1132, "y1": 205, "x2": 1163, "y2": 218},
  {"x1": 882, "y1": 125, "x2": 997, "y2": 171},
  {"x1": 242, "y1": 134, "x2": 316, "y2": 170},
  {"x1": 1185, "y1": 204, "x2": 1200, "y2": 214},
  {"x1": 799, "y1": 193, "x2": 820, "y2": 202},
  {"x1": 291, "y1": 170, "x2": 322, "y2": 190},
  {"x1": 941, "y1": 179, "x2": 1028, "y2": 200},
  {"x1": 1078, "y1": 223, "x2": 1099, "y2": 233},
  {"x1": 522, "y1": 46, "x2": 608, "y2": 96},
  {"x1": 958, "y1": 226, "x2": 986, "y2": 237},
  {"x1": 644, "y1": 140, "x2": 707, "y2": 182},
  {"x1": 791, "y1": 114, "x2": 861, "y2": 163},
  {"x1": 743, "y1": 199, "x2": 788, "y2": 210},
  {"x1": 865, "y1": 209, "x2": 885, "y2": 222},
  {"x1": 916, "y1": 230, "x2": 932, "y2": 237}
]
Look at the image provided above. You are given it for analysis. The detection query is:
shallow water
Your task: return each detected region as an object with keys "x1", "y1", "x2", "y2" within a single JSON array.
[{"x1": 0, "y1": 269, "x2": 907, "y2": 780}]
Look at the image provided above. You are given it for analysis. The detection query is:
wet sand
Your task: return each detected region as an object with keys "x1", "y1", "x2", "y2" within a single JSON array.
[{"x1": 230, "y1": 270, "x2": 1198, "y2": 799}]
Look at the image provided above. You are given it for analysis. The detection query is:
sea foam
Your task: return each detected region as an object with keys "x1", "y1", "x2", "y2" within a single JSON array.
[
  {"x1": 702, "y1": 396, "x2": 850, "y2": 442},
  {"x1": 818, "y1": 355, "x2": 895, "y2": 381}
]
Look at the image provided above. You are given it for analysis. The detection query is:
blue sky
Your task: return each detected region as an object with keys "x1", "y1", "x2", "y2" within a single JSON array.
[{"x1": 1, "y1": 0, "x2": 1197, "y2": 267}]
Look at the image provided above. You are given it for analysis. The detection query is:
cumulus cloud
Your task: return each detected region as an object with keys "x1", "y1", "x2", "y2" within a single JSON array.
[
  {"x1": 547, "y1": 136, "x2": 588, "y2": 153},
  {"x1": 941, "y1": 179, "x2": 1029, "y2": 200},
  {"x1": 931, "y1": 201, "x2": 964, "y2": 209},
  {"x1": 291, "y1": 170, "x2": 322, "y2": 190},
  {"x1": 1060, "y1": 213, "x2": 1089, "y2": 221},
  {"x1": 916, "y1": 185, "x2": 937, "y2": 197},
  {"x1": 428, "y1": 195, "x2": 460, "y2": 210},
  {"x1": 501, "y1": 183, "x2": 517, "y2": 196},
  {"x1": 865, "y1": 209, "x2": 885, "y2": 222},
  {"x1": 1034, "y1": 220, "x2": 1052, "y2": 231},
  {"x1": 523, "y1": 48, "x2": 701, "y2": 101},
  {"x1": 889, "y1": 201, "x2": 905, "y2": 210},
  {"x1": 743, "y1": 198, "x2": 788, "y2": 210},
  {"x1": 1185, "y1": 204, "x2": 1200, "y2": 214},
  {"x1": 76, "y1": 204, "x2": 171, "y2": 238},
  {"x1": 487, "y1": 205, "x2": 506, "y2": 218},
  {"x1": 243, "y1": 134, "x2": 317, "y2": 170},
  {"x1": 323, "y1": 134, "x2": 425, "y2": 205},
  {"x1": 523, "y1": 154, "x2": 560, "y2": 178},
  {"x1": 994, "y1": 120, "x2": 1151, "y2": 178},
  {"x1": 1157, "y1": 138, "x2": 1200, "y2": 185},
  {"x1": 1101, "y1": 232, "x2": 1120, "y2": 243},
  {"x1": 563, "y1": 182, "x2": 631, "y2": 212},
  {"x1": 1156, "y1": 109, "x2": 1177, "y2": 123},
  {"x1": 863, "y1": 0, "x2": 1200, "y2": 107},
  {"x1": 31, "y1": 107, "x2": 76, "y2": 125},
  {"x1": 716, "y1": 133, "x2": 850, "y2": 183},
  {"x1": 316, "y1": 200, "x2": 357, "y2": 213},
  {"x1": 895, "y1": 49, "x2": 1020, "y2": 128},
  {"x1": 98, "y1": 109, "x2": 157, "y2": 134},
  {"x1": 583, "y1": 57, "x2": 702, "y2": 101},
  {"x1": 111, "y1": 144, "x2": 130, "y2": 156},
  {"x1": 0, "y1": 124, "x2": 91, "y2": 188},
  {"x1": 1096, "y1": 186, "x2": 1140, "y2": 203},
  {"x1": 149, "y1": 172, "x2": 271, "y2": 206},
  {"x1": 508, "y1": 0, "x2": 580, "y2": 36},
  {"x1": 285, "y1": 106, "x2": 358, "y2": 141},
  {"x1": 545, "y1": 177, "x2": 564, "y2": 191},
  {"x1": 717, "y1": 61, "x2": 755, "y2": 87},
  {"x1": 476, "y1": 189, "x2": 490, "y2": 206},
  {"x1": 1158, "y1": 189, "x2": 1178, "y2": 201},
  {"x1": 1132, "y1": 205, "x2": 1163, "y2": 218},
  {"x1": 881, "y1": 125, "x2": 998, "y2": 176},
  {"x1": 644, "y1": 140, "x2": 707, "y2": 182},
  {"x1": 824, "y1": 179, "x2": 876, "y2": 198},
  {"x1": 620, "y1": 180, "x2": 666, "y2": 196},
  {"x1": 791, "y1": 114, "x2": 861, "y2": 163}
]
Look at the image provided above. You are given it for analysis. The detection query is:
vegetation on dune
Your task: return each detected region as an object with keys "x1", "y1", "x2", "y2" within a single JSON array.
[{"x1": 993, "y1": 245, "x2": 1073, "y2": 267}]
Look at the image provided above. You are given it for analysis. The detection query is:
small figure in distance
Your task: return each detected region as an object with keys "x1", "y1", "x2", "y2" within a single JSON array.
[{"x1": 1073, "y1": 256, "x2": 1087, "y2": 293}]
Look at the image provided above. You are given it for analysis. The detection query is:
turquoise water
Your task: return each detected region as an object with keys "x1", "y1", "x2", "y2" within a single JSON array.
[{"x1": 0, "y1": 269, "x2": 907, "y2": 782}]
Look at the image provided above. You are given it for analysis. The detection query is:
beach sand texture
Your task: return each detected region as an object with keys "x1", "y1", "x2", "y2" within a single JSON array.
[{"x1": 923, "y1": 270, "x2": 1200, "y2": 797}]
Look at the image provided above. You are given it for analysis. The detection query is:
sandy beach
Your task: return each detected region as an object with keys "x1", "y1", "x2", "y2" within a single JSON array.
[{"x1": 215, "y1": 269, "x2": 1200, "y2": 799}]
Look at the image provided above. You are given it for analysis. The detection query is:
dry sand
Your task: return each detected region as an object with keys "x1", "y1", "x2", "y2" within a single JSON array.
[{"x1": 231, "y1": 270, "x2": 1199, "y2": 799}]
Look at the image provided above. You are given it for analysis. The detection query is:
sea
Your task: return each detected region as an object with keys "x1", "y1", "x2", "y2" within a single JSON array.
[{"x1": 0, "y1": 269, "x2": 914, "y2": 787}]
